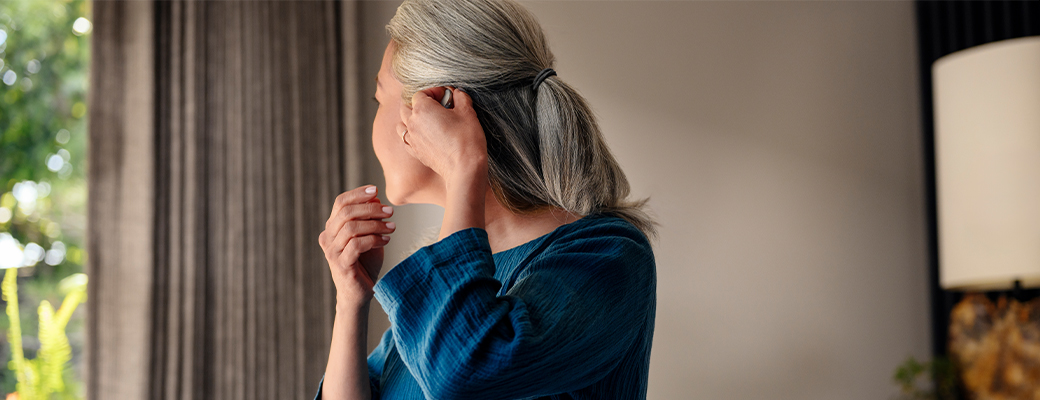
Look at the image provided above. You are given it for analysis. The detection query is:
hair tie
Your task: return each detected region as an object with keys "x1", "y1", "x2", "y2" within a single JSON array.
[{"x1": 532, "y1": 68, "x2": 556, "y2": 92}]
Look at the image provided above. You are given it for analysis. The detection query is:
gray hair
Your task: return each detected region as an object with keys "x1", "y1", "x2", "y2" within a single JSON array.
[{"x1": 387, "y1": 0, "x2": 658, "y2": 242}]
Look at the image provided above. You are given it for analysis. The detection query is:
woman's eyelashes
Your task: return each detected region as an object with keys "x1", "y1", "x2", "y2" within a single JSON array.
[{"x1": 372, "y1": 96, "x2": 379, "y2": 104}]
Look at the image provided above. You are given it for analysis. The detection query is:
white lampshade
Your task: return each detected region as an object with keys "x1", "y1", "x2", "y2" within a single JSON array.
[{"x1": 933, "y1": 36, "x2": 1040, "y2": 291}]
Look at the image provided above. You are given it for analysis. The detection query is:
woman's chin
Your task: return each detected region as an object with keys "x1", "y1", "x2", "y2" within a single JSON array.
[
  {"x1": 384, "y1": 182, "x2": 418, "y2": 206},
  {"x1": 384, "y1": 187, "x2": 406, "y2": 206},
  {"x1": 384, "y1": 175, "x2": 442, "y2": 206}
]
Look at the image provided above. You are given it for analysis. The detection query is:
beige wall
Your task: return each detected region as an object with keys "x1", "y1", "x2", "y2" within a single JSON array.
[{"x1": 358, "y1": 2, "x2": 929, "y2": 399}]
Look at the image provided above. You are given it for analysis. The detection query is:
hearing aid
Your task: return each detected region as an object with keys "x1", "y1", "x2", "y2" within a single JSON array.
[{"x1": 440, "y1": 87, "x2": 454, "y2": 108}]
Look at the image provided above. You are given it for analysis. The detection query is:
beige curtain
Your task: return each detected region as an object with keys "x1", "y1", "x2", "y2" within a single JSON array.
[{"x1": 87, "y1": 1, "x2": 363, "y2": 399}]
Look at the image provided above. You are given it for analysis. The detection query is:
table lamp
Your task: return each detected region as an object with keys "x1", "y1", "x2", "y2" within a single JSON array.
[{"x1": 932, "y1": 35, "x2": 1040, "y2": 398}]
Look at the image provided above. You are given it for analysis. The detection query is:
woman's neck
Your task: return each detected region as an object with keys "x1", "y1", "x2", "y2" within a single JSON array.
[{"x1": 481, "y1": 188, "x2": 582, "y2": 254}]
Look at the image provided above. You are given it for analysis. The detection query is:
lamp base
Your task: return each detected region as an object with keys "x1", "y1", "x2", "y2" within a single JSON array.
[{"x1": 948, "y1": 293, "x2": 1040, "y2": 399}]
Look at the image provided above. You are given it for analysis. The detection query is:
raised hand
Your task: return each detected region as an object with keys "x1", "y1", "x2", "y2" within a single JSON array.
[
  {"x1": 319, "y1": 185, "x2": 396, "y2": 309},
  {"x1": 397, "y1": 86, "x2": 488, "y2": 185}
]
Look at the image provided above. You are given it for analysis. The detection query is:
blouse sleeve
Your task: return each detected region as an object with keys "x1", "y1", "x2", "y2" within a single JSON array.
[
  {"x1": 372, "y1": 222, "x2": 656, "y2": 400},
  {"x1": 312, "y1": 327, "x2": 394, "y2": 400}
]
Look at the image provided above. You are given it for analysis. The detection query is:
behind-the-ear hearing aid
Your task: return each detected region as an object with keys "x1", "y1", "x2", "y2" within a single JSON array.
[{"x1": 440, "y1": 87, "x2": 454, "y2": 108}]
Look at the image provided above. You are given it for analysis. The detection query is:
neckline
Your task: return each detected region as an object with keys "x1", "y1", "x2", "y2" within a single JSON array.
[{"x1": 490, "y1": 213, "x2": 603, "y2": 256}]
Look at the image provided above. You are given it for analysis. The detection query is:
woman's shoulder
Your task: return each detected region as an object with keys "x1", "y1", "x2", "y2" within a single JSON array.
[
  {"x1": 542, "y1": 211, "x2": 655, "y2": 260},
  {"x1": 562, "y1": 212, "x2": 651, "y2": 242},
  {"x1": 512, "y1": 211, "x2": 656, "y2": 293}
]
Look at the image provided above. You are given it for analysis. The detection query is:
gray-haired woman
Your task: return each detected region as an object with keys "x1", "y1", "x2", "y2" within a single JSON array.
[{"x1": 316, "y1": 1, "x2": 658, "y2": 398}]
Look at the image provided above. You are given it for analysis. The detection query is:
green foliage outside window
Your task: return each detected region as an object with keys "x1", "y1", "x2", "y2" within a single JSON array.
[
  {"x1": 1, "y1": 0, "x2": 91, "y2": 398},
  {"x1": 3, "y1": 270, "x2": 86, "y2": 400}
]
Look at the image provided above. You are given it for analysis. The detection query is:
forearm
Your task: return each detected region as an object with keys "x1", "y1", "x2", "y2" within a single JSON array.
[
  {"x1": 438, "y1": 161, "x2": 488, "y2": 241},
  {"x1": 322, "y1": 301, "x2": 371, "y2": 400}
]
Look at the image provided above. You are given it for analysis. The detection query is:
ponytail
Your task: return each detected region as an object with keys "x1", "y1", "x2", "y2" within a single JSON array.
[{"x1": 532, "y1": 74, "x2": 658, "y2": 240}]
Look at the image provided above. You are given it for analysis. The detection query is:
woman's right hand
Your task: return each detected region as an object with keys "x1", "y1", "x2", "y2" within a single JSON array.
[{"x1": 319, "y1": 185, "x2": 396, "y2": 310}]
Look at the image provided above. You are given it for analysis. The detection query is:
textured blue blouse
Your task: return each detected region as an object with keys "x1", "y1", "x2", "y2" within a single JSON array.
[{"x1": 312, "y1": 212, "x2": 657, "y2": 399}]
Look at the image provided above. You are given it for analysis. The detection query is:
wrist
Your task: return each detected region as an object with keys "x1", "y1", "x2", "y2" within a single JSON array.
[
  {"x1": 445, "y1": 157, "x2": 488, "y2": 188},
  {"x1": 335, "y1": 296, "x2": 371, "y2": 315},
  {"x1": 438, "y1": 159, "x2": 488, "y2": 241}
]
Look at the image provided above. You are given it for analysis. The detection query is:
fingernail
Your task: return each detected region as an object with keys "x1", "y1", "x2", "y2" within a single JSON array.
[
  {"x1": 381, "y1": 235, "x2": 391, "y2": 242},
  {"x1": 365, "y1": 186, "x2": 377, "y2": 194},
  {"x1": 386, "y1": 222, "x2": 396, "y2": 229},
  {"x1": 382, "y1": 206, "x2": 393, "y2": 214}
]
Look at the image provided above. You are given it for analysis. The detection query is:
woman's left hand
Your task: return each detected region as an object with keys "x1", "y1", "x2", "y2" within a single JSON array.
[{"x1": 398, "y1": 87, "x2": 488, "y2": 184}]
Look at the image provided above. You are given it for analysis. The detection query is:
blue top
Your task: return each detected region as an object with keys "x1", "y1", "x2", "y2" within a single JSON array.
[{"x1": 312, "y1": 212, "x2": 657, "y2": 399}]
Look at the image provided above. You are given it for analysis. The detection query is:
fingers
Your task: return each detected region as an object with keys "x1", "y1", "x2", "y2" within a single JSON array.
[
  {"x1": 417, "y1": 86, "x2": 447, "y2": 104},
  {"x1": 325, "y1": 201, "x2": 393, "y2": 234},
  {"x1": 451, "y1": 87, "x2": 471, "y2": 111},
  {"x1": 337, "y1": 235, "x2": 390, "y2": 268},
  {"x1": 400, "y1": 94, "x2": 414, "y2": 123},
  {"x1": 405, "y1": 86, "x2": 455, "y2": 119},
  {"x1": 328, "y1": 220, "x2": 396, "y2": 258},
  {"x1": 330, "y1": 185, "x2": 379, "y2": 219},
  {"x1": 396, "y1": 119, "x2": 420, "y2": 160},
  {"x1": 396, "y1": 121, "x2": 409, "y2": 144},
  {"x1": 399, "y1": 86, "x2": 458, "y2": 148},
  {"x1": 319, "y1": 229, "x2": 330, "y2": 248},
  {"x1": 409, "y1": 88, "x2": 439, "y2": 112}
]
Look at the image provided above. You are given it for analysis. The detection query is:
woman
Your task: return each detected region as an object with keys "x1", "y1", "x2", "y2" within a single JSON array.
[{"x1": 315, "y1": 0, "x2": 657, "y2": 398}]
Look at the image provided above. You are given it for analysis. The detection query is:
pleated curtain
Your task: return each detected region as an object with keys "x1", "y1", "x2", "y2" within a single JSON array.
[{"x1": 87, "y1": 1, "x2": 363, "y2": 399}]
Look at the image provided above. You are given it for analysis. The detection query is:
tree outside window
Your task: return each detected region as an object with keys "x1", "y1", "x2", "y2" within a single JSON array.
[{"x1": 0, "y1": 0, "x2": 91, "y2": 398}]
